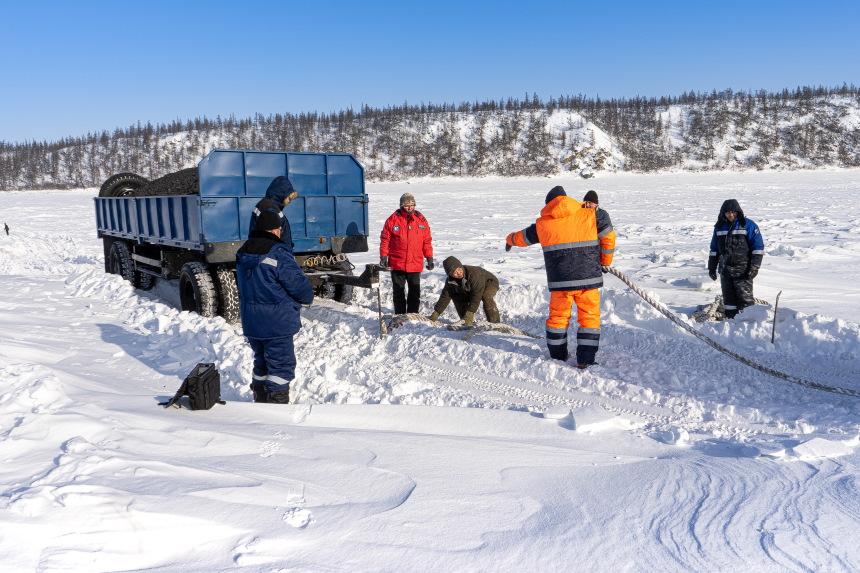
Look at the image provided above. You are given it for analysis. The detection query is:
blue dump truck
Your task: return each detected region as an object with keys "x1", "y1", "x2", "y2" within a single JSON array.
[{"x1": 94, "y1": 149, "x2": 379, "y2": 323}]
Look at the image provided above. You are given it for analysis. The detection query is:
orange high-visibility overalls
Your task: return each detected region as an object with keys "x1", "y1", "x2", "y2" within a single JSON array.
[{"x1": 507, "y1": 196, "x2": 615, "y2": 364}]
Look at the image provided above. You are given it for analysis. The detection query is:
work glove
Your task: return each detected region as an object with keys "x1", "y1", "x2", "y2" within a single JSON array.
[
  {"x1": 379, "y1": 256, "x2": 389, "y2": 268},
  {"x1": 428, "y1": 311, "x2": 440, "y2": 322},
  {"x1": 505, "y1": 242, "x2": 512, "y2": 252},
  {"x1": 747, "y1": 268, "x2": 759, "y2": 280},
  {"x1": 601, "y1": 265, "x2": 611, "y2": 274},
  {"x1": 426, "y1": 257, "x2": 434, "y2": 270},
  {"x1": 463, "y1": 311, "x2": 475, "y2": 327},
  {"x1": 708, "y1": 270, "x2": 717, "y2": 281}
]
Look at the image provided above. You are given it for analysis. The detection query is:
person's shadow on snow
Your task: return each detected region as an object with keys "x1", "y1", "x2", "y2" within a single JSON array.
[{"x1": 95, "y1": 323, "x2": 204, "y2": 378}]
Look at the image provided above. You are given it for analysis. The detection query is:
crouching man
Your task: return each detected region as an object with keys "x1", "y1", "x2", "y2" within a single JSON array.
[
  {"x1": 236, "y1": 210, "x2": 314, "y2": 403},
  {"x1": 428, "y1": 256, "x2": 500, "y2": 327}
]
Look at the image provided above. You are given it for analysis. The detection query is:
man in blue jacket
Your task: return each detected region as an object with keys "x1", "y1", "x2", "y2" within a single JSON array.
[
  {"x1": 249, "y1": 176, "x2": 299, "y2": 247},
  {"x1": 707, "y1": 199, "x2": 764, "y2": 319},
  {"x1": 236, "y1": 209, "x2": 314, "y2": 403}
]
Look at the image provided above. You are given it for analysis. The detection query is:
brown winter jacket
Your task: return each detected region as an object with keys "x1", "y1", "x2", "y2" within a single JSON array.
[{"x1": 433, "y1": 265, "x2": 499, "y2": 315}]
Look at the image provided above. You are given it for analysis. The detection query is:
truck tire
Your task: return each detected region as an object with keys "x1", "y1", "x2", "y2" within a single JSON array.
[
  {"x1": 136, "y1": 269, "x2": 155, "y2": 290},
  {"x1": 108, "y1": 241, "x2": 134, "y2": 281},
  {"x1": 179, "y1": 262, "x2": 218, "y2": 318},
  {"x1": 213, "y1": 265, "x2": 240, "y2": 324},
  {"x1": 333, "y1": 264, "x2": 355, "y2": 304},
  {"x1": 108, "y1": 240, "x2": 155, "y2": 290},
  {"x1": 313, "y1": 261, "x2": 355, "y2": 304},
  {"x1": 99, "y1": 173, "x2": 149, "y2": 197}
]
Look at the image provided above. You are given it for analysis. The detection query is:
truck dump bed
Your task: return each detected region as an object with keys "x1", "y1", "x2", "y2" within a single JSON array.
[{"x1": 95, "y1": 149, "x2": 370, "y2": 262}]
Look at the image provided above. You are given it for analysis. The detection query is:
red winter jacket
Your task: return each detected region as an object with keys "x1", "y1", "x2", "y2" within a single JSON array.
[{"x1": 380, "y1": 209, "x2": 433, "y2": 273}]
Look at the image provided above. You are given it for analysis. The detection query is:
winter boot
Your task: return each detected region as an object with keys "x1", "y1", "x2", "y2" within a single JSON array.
[
  {"x1": 250, "y1": 381, "x2": 269, "y2": 403},
  {"x1": 268, "y1": 388, "x2": 291, "y2": 404}
]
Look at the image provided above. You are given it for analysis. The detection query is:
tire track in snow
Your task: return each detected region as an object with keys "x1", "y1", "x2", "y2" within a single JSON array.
[
  {"x1": 411, "y1": 332, "x2": 794, "y2": 437},
  {"x1": 413, "y1": 354, "x2": 693, "y2": 429}
]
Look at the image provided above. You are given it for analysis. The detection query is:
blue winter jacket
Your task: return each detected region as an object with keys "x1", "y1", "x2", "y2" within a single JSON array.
[
  {"x1": 249, "y1": 176, "x2": 296, "y2": 246},
  {"x1": 236, "y1": 230, "x2": 314, "y2": 339},
  {"x1": 708, "y1": 199, "x2": 764, "y2": 278}
]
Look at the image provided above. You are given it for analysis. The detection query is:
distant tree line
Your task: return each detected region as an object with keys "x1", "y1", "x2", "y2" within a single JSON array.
[{"x1": 1, "y1": 84, "x2": 859, "y2": 189}]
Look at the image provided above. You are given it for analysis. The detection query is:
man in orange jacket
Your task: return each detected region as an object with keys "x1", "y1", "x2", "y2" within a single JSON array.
[{"x1": 506, "y1": 186, "x2": 616, "y2": 368}]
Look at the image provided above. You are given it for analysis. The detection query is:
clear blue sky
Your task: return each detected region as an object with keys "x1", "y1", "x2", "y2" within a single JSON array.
[{"x1": 1, "y1": 0, "x2": 857, "y2": 144}]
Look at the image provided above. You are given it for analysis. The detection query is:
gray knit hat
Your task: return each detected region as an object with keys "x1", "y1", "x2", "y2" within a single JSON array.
[
  {"x1": 443, "y1": 256, "x2": 462, "y2": 276},
  {"x1": 583, "y1": 190, "x2": 599, "y2": 204},
  {"x1": 399, "y1": 193, "x2": 416, "y2": 207}
]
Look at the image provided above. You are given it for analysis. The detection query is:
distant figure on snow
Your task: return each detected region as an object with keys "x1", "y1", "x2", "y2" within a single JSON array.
[
  {"x1": 707, "y1": 199, "x2": 764, "y2": 319},
  {"x1": 236, "y1": 209, "x2": 314, "y2": 404},
  {"x1": 505, "y1": 186, "x2": 616, "y2": 368},
  {"x1": 428, "y1": 256, "x2": 500, "y2": 327},
  {"x1": 4, "y1": 223, "x2": 8, "y2": 235},
  {"x1": 379, "y1": 193, "x2": 434, "y2": 314}
]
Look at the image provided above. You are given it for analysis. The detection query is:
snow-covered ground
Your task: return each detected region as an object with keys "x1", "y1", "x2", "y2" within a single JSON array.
[{"x1": 2, "y1": 169, "x2": 860, "y2": 572}]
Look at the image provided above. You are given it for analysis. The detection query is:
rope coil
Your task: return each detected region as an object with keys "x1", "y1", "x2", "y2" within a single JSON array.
[
  {"x1": 606, "y1": 267, "x2": 860, "y2": 398},
  {"x1": 302, "y1": 253, "x2": 348, "y2": 268}
]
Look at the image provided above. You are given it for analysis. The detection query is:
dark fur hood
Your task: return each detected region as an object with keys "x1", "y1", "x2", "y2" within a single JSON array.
[
  {"x1": 715, "y1": 199, "x2": 746, "y2": 227},
  {"x1": 265, "y1": 176, "x2": 296, "y2": 206}
]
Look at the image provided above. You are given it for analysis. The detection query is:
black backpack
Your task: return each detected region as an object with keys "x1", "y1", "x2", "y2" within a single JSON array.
[{"x1": 159, "y1": 363, "x2": 225, "y2": 410}]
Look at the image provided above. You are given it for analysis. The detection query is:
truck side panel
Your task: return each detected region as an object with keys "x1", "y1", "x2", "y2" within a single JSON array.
[
  {"x1": 197, "y1": 150, "x2": 367, "y2": 252},
  {"x1": 96, "y1": 197, "x2": 138, "y2": 240},
  {"x1": 136, "y1": 196, "x2": 201, "y2": 248},
  {"x1": 199, "y1": 197, "x2": 241, "y2": 243}
]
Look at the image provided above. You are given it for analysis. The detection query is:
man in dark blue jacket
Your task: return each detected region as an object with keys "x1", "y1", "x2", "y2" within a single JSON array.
[
  {"x1": 236, "y1": 210, "x2": 314, "y2": 403},
  {"x1": 708, "y1": 199, "x2": 764, "y2": 319},
  {"x1": 249, "y1": 176, "x2": 299, "y2": 247}
]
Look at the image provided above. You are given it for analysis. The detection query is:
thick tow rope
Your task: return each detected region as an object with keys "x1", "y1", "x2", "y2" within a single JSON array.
[
  {"x1": 382, "y1": 313, "x2": 541, "y2": 340},
  {"x1": 606, "y1": 267, "x2": 860, "y2": 398}
]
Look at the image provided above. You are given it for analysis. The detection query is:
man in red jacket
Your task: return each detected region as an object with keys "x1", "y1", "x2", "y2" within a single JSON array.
[{"x1": 380, "y1": 193, "x2": 434, "y2": 314}]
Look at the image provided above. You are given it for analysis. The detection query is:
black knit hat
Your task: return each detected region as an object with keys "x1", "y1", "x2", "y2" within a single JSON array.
[
  {"x1": 545, "y1": 186, "x2": 567, "y2": 204},
  {"x1": 583, "y1": 190, "x2": 599, "y2": 204},
  {"x1": 257, "y1": 210, "x2": 281, "y2": 231}
]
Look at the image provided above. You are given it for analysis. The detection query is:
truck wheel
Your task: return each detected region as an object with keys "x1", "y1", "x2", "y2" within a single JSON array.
[
  {"x1": 179, "y1": 262, "x2": 218, "y2": 318},
  {"x1": 333, "y1": 264, "x2": 355, "y2": 304},
  {"x1": 314, "y1": 261, "x2": 355, "y2": 304},
  {"x1": 107, "y1": 240, "x2": 155, "y2": 290},
  {"x1": 108, "y1": 241, "x2": 135, "y2": 282},
  {"x1": 137, "y1": 271, "x2": 155, "y2": 291},
  {"x1": 99, "y1": 173, "x2": 148, "y2": 197},
  {"x1": 213, "y1": 265, "x2": 240, "y2": 324},
  {"x1": 315, "y1": 282, "x2": 336, "y2": 300}
]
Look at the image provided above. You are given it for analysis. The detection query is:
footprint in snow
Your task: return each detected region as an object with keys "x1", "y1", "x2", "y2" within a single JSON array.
[
  {"x1": 259, "y1": 441, "x2": 280, "y2": 457},
  {"x1": 283, "y1": 507, "x2": 315, "y2": 529}
]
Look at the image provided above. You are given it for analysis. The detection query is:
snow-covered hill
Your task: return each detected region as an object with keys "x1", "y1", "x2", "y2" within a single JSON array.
[
  {"x1": 3, "y1": 88, "x2": 860, "y2": 189},
  {"x1": 2, "y1": 170, "x2": 860, "y2": 571}
]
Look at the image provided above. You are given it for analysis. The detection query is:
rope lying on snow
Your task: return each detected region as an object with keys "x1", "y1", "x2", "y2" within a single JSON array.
[
  {"x1": 606, "y1": 267, "x2": 860, "y2": 398},
  {"x1": 383, "y1": 314, "x2": 541, "y2": 340},
  {"x1": 691, "y1": 295, "x2": 771, "y2": 323}
]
